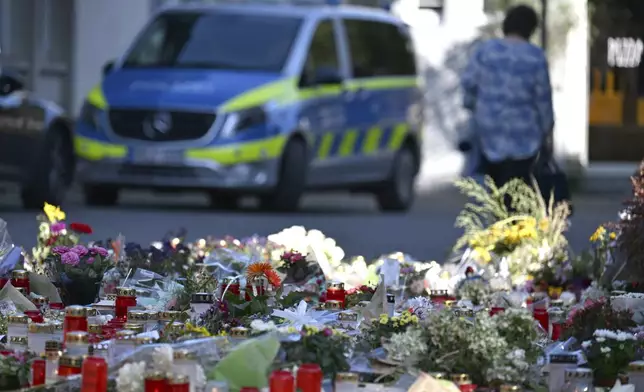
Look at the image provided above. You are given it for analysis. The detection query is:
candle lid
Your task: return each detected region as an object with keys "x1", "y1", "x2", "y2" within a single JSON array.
[
  {"x1": 65, "y1": 305, "x2": 88, "y2": 318},
  {"x1": 428, "y1": 372, "x2": 446, "y2": 380},
  {"x1": 29, "y1": 323, "x2": 54, "y2": 334},
  {"x1": 450, "y1": 374, "x2": 471, "y2": 385},
  {"x1": 45, "y1": 340, "x2": 62, "y2": 352},
  {"x1": 146, "y1": 311, "x2": 159, "y2": 321},
  {"x1": 430, "y1": 289, "x2": 448, "y2": 296},
  {"x1": 85, "y1": 307, "x2": 97, "y2": 317},
  {"x1": 135, "y1": 336, "x2": 156, "y2": 345},
  {"x1": 326, "y1": 281, "x2": 344, "y2": 290},
  {"x1": 127, "y1": 310, "x2": 148, "y2": 321},
  {"x1": 59, "y1": 354, "x2": 83, "y2": 368},
  {"x1": 66, "y1": 331, "x2": 89, "y2": 344},
  {"x1": 9, "y1": 336, "x2": 27, "y2": 345},
  {"x1": 169, "y1": 374, "x2": 190, "y2": 385},
  {"x1": 565, "y1": 368, "x2": 592, "y2": 380},
  {"x1": 124, "y1": 323, "x2": 144, "y2": 334},
  {"x1": 158, "y1": 310, "x2": 181, "y2": 321},
  {"x1": 31, "y1": 295, "x2": 49, "y2": 306},
  {"x1": 549, "y1": 299, "x2": 564, "y2": 307},
  {"x1": 335, "y1": 372, "x2": 359, "y2": 382},
  {"x1": 173, "y1": 349, "x2": 195, "y2": 360},
  {"x1": 338, "y1": 311, "x2": 358, "y2": 322},
  {"x1": 115, "y1": 287, "x2": 136, "y2": 297},
  {"x1": 325, "y1": 300, "x2": 342, "y2": 309},
  {"x1": 11, "y1": 269, "x2": 28, "y2": 279},
  {"x1": 88, "y1": 324, "x2": 103, "y2": 334},
  {"x1": 191, "y1": 292, "x2": 215, "y2": 304},
  {"x1": 145, "y1": 370, "x2": 166, "y2": 381},
  {"x1": 8, "y1": 314, "x2": 29, "y2": 324},
  {"x1": 230, "y1": 327, "x2": 249, "y2": 338}
]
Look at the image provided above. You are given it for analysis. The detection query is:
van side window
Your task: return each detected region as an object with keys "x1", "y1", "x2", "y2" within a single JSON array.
[
  {"x1": 301, "y1": 20, "x2": 340, "y2": 86},
  {"x1": 344, "y1": 19, "x2": 416, "y2": 78}
]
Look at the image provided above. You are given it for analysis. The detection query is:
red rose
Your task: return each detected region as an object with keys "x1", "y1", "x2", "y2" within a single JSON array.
[{"x1": 70, "y1": 222, "x2": 93, "y2": 234}]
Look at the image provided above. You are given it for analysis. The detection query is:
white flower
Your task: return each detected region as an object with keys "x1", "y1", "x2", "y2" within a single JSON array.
[
  {"x1": 600, "y1": 346, "x2": 611, "y2": 354},
  {"x1": 116, "y1": 361, "x2": 146, "y2": 392},
  {"x1": 152, "y1": 345, "x2": 174, "y2": 373},
  {"x1": 271, "y1": 300, "x2": 333, "y2": 328},
  {"x1": 250, "y1": 319, "x2": 277, "y2": 332},
  {"x1": 596, "y1": 337, "x2": 606, "y2": 343},
  {"x1": 581, "y1": 340, "x2": 592, "y2": 349}
]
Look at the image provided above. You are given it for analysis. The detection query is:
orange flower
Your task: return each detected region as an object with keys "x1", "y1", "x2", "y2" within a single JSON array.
[
  {"x1": 265, "y1": 269, "x2": 282, "y2": 288},
  {"x1": 247, "y1": 262, "x2": 281, "y2": 287}
]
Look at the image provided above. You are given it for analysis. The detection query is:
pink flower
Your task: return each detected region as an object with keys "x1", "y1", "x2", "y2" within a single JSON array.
[
  {"x1": 322, "y1": 328, "x2": 333, "y2": 337},
  {"x1": 70, "y1": 245, "x2": 88, "y2": 257},
  {"x1": 61, "y1": 251, "x2": 80, "y2": 266},
  {"x1": 89, "y1": 246, "x2": 108, "y2": 257},
  {"x1": 50, "y1": 222, "x2": 66, "y2": 233},
  {"x1": 52, "y1": 246, "x2": 70, "y2": 255},
  {"x1": 86, "y1": 257, "x2": 95, "y2": 264}
]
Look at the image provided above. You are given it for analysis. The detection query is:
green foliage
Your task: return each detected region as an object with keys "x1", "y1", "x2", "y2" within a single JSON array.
[
  {"x1": 282, "y1": 326, "x2": 351, "y2": 378},
  {"x1": 563, "y1": 299, "x2": 635, "y2": 344}
]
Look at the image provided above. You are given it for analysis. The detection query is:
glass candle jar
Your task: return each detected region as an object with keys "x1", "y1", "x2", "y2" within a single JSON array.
[
  {"x1": 145, "y1": 370, "x2": 168, "y2": 392},
  {"x1": 25, "y1": 309, "x2": 44, "y2": 323},
  {"x1": 428, "y1": 372, "x2": 447, "y2": 380},
  {"x1": 430, "y1": 290, "x2": 449, "y2": 304},
  {"x1": 85, "y1": 307, "x2": 99, "y2": 324},
  {"x1": 64, "y1": 305, "x2": 88, "y2": 336},
  {"x1": 499, "y1": 384, "x2": 522, "y2": 392},
  {"x1": 229, "y1": 327, "x2": 249, "y2": 339},
  {"x1": 296, "y1": 363, "x2": 323, "y2": 392},
  {"x1": 31, "y1": 357, "x2": 46, "y2": 386},
  {"x1": 128, "y1": 310, "x2": 148, "y2": 329},
  {"x1": 190, "y1": 292, "x2": 214, "y2": 322},
  {"x1": 0, "y1": 277, "x2": 8, "y2": 289},
  {"x1": 165, "y1": 322, "x2": 185, "y2": 341},
  {"x1": 92, "y1": 343, "x2": 109, "y2": 362},
  {"x1": 124, "y1": 322, "x2": 145, "y2": 334},
  {"x1": 28, "y1": 323, "x2": 55, "y2": 354},
  {"x1": 270, "y1": 370, "x2": 295, "y2": 392},
  {"x1": 115, "y1": 287, "x2": 137, "y2": 321},
  {"x1": 548, "y1": 307, "x2": 565, "y2": 341},
  {"x1": 326, "y1": 282, "x2": 346, "y2": 307},
  {"x1": 109, "y1": 330, "x2": 137, "y2": 362},
  {"x1": 169, "y1": 374, "x2": 190, "y2": 392},
  {"x1": 65, "y1": 331, "x2": 90, "y2": 356},
  {"x1": 246, "y1": 277, "x2": 268, "y2": 301},
  {"x1": 548, "y1": 353, "x2": 578, "y2": 392},
  {"x1": 561, "y1": 368, "x2": 594, "y2": 392},
  {"x1": 58, "y1": 354, "x2": 83, "y2": 378},
  {"x1": 81, "y1": 356, "x2": 108, "y2": 392},
  {"x1": 334, "y1": 372, "x2": 359, "y2": 392},
  {"x1": 337, "y1": 311, "x2": 359, "y2": 330},
  {"x1": 386, "y1": 293, "x2": 395, "y2": 317},
  {"x1": 87, "y1": 324, "x2": 103, "y2": 344},
  {"x1": 533, "y1": 308, "x2": 549, "y2": 333},
  {"x1": 451, "y1": 374, "x2": 475, "y2": 392},
  {"x1": 9, "y1": 336, "x2": 28, "y2": 352},
  {"x1": 136, "y1": 336, "x2": 157, "y2": 346},
  {"x1": 222, "y1": 277, "x2": 240, "y2": 298},
  {"x1": 45, "y1": 341, "x2": 62, "y2": 384},
  {"x1": 7, "y1": 314, "x2": 29, "y2": 338},
  {"x1": 173, "y1": 350, "x2": 198, "y2": 392},
  {"x1": 489, "y1": 306, "x2": 505, "y2": 316},
  {"x1": 49, "y1": 302, "x2": 64, "y2": 311},
  {"x1": 11, "y1": 269, "x2": 30, "y2": 294},
  {"x1": 325, "y1": 300, "x2": 342, "y2": 310},
  {"x1": 52, "y1": 321, "x2": 64, "y2": 342}
]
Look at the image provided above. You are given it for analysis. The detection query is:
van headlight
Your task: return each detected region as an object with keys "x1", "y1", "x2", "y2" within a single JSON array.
[
  {"x1": 219, "y1": 106, "x2": 267, "y2": 138},
  {"x1": 79, "y1": 101, "x2": 102, "y2": 130}
]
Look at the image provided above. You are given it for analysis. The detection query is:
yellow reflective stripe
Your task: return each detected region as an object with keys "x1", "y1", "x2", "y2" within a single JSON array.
[
  {"x1": 87, "y1": 84, "x2": 107, "y2": 109},
  {"x1": 346, "y1": 76, "x2": 418, "y2": 91},
  {"x1": 388, "y1": 123, "x2": 409, "y2": 150},
  {"x1": 220, "y1": 78, "x2": 297, "y2": 112},
  {"x1": 338, "y1": 129, "x2": 358, "y2": 157},
  {"x1": 74, "y1": 136, "x2": 126, "y2": 160},
  {"x1": 186, "y1": 135, "x2": 286, "y2": 165},
  {"x1": 317, "y1": 133, "x2": 334, "y2": 159},
  {"x1": 362, "y1": 127, "x2": 382, "y2": 154}
]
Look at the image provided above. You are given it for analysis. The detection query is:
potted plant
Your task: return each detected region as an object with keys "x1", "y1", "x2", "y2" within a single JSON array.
[{"x1": 582, "y1": 329, "x2": 640, "y2": 387}]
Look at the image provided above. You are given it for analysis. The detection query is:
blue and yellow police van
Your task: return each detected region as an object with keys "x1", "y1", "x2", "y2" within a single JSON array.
[{"x1": 74, "y1": 0, "x2": 424, "y2": 211}]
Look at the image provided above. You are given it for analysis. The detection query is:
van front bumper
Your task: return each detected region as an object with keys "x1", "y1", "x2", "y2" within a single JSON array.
[{"x1": 76, "y1": 157, "x2": 280, "y2": 192}]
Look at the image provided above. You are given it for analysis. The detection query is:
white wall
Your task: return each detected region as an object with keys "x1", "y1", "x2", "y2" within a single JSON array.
[{"x1": 71, "y1": 0, "x2": 154, "y2": 115}]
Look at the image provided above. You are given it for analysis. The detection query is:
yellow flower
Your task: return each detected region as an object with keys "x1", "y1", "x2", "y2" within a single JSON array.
[
  {"x1": 43, "y1": 203, "x2": 65, "y2": 223},
  {"x1": 590, "y1": 226, "x2": 606, "y2": 242},
  {"x1": 609, "y1": 232, "x2": 617, "y2": 240},
  {"x1": 391, "y1": 317, "x2": 399, "y2": 323},
  {"x1": 410, "y1": 315, "x2": 419, "y2": 323},
  {"x1": 472, "y1": 247, "x2": 492, "y2": 264},
  {"x1": 392, "y1": 322, "x2": 399, "y2": 328},
  {"x1": 538, "y1": 218, "x2": 549, "y2": 231},
  {"x1": 548, "y1": 286, "x2": 563, "y2": 298},
  {"x1": 217, "y1": 330, "x2": 228, "y2": 336},
  {"x1": 379, "y1": 318, "x2": 388, "y2": 325}
]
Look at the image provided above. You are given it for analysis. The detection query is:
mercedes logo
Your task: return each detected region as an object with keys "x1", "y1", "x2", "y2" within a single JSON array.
[{"x1": 143, "y1": 112, "x2": 172, "y2": 138}]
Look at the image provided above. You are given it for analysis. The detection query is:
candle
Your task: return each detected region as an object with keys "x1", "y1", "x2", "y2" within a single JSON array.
[
  {"x1": 7, "y1": 314, "x2": 29, "y2": 339},
  {"x1": 109, "y1": 330, "x2": 137, "y2": 363},
  {"x1": 45, "y1": 341, "x2": 62, "y2": 384},
  {"x1": 87, "y1": 324, "x2": 103, "y2": 344},
  {"x1": 85, "y1": 307, "x2": 99, "y2": 324},
  {"x1": 296, "y1": 363, "x2": 322, "y2": 392},
  {"x1": 451, "y1": 374, "x2": 475, "y2": 392},
  {"x1": 335, "y1": 372, "x2": 359, "y2": 392},
  {"x1": 31, "y1": 295, "x2": 49, "y2": 310},
  {"x1": 246, "y1": 277, "x2": 268, "y2": 301},
  {"x1": 230, "y1": 327, "x2": 249, "y2": 339},
  {"x1": 9, "y1": 336, "x2": 28, "y2": 352},
  {"x1": 270, "y1": 370, "x2": 295, "y2": 392},
  {"x1": 386, "y1": 293, "x2": 395, "y2": 317},
  {"x1": 489, "y1": 307, "x2": 505, "y2": 316},
  {"x1": 81, "y1": 356, "x2": 108, "y2": 392},
  {"x1": 430, "y1": 290, "x2": 449, "y2": 303},
  {"x1": 25, "y1": 309, "x2": 44, "y2": 323},
  {"x1": 136, "y1": 336, "x2": 157, "y2": 346},
  {"x1": 58, "y1": 354, "x2": 83, "y2": 378},
  {"x1": 145, "y1": 370, "x2": 168, "y2": 392},
  {"x1": 50, "y1": 302, "x2": 64, "y2": 311},
  {"x1": 190, "y1": 293, "x2": 214, "y2": 322},
  {"x1": 28, "y1": 323, "x2": 55, "y2": 354},
  {"x1": 115, "y1": 287, "x2": 137, "y2": 321},
  {"x1": 128, "y1": 310, "x2": 149, "y2": 331},
  {"x1": 31, "y1": 358, "x2": 46, "y2": 386},
  {"x1": 124, "y1": 322, "x2": 145, "y2": 334},
  {"x1": 158, "y1": 311, "x2": 182, "y2": 328},
  {"x1": 169, "y1": 374, "x2": 190, "y2": 392},
  {"x1": 173, "y1": 350, "x2": 198, "y2": 392},
  {"x1": 11, "y1": 269, "x2": 30, "y2": 294},
  {"x1": 64, "y1": 306, "x2": 88, "y2": 337},
  {"x1": 0, "y1": 277, "x2": 7, "y2": 289},
  {"x1": 65, "y1": 331, "x2": 90, "y2": 356},
  {"x1": 548, "y1": 307, "x2": 565, "y2": 341},
  {"x1": 326, "y1": 282, "x2": 346, "y2": 307},
  {"x1": 533, "y1": 309, "x2": 549, "y2": 333},
  {"x1": 548, "y1": 353, "x2": 577, "y2": 392}
]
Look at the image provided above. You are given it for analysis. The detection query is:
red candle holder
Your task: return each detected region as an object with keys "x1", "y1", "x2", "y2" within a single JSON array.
[
  {"x1": 326, "y1": 282, "x2": 346, "y2": 307},
  {"x1": 25, "y1": 310, "x2": 44, "y2": 323},
  {"x1": 245, "y1": 277, "x2": 268, "y2": 301},
  {"x1": 58, "y1": 354, "x2": 83, "y2": 378},
  {"x1": 115, "y1": 287, "x2": 137, "y2": 321},
  {"x1": 49, "y1": 302, "x2": 64, "y2": 311},
  {"x1": 430, "y1": 290, "x2": 449, "y2": 304},
  {"x1": 81, "y1": 356, "x2": 108, "y2": 392},
  {"x1": 452, "y1": 374, "x2": 476, "y2": 392},
  {"x1": 63, "y1": 306, "x2": 88, "y2": 337},
  {"x1": 489, "y1": 307, "x2": 505, "y2": 317},
  {"x1": 31, "y1": 358, "x2": 46, "y2": 386},
  {"x1": 11, "y1": 269, "x2": 30, "y2": 294},
  {"x1": 548, "y1": 307, "x2": 565, "y2": 341},
  {"x1": 533, "y1": 308, "x2": 549, "y2": 333},
  {"x1": 270, "y1": 369, "x2": 295, "y2": 392},
  {"x1": 169, "y1": 374, "x2": 190, "y2": 392},
  {"x1": 0, "y1": 277, "x2": 8, "y2": 289},
  {"x1": 144, "y1": 371, "x2": 168, "y2": 392},
  {"x1": 296, "y1": 363, "x2": 323, "y2": 392}
]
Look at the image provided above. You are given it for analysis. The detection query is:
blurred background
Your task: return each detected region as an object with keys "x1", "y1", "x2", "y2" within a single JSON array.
[{"x1": 0, "y1": 0, "x2": 640, "y2": 260}]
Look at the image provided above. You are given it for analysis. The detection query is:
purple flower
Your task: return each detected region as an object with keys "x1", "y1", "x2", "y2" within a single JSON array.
[
  {"x1": 61, "y1": 252, "x2": 80, "y2": 266},
  {"x1": 89, "y1": 246, "x2": 108, "y2": 257},
  {"x1": 70, "y1": 245, "x2": 88, "y2": 257},
  {"x1": 86, "y1": 257, "x2": 95, "y2": 264},
  {"x1": 52, "y1": 246, "x2": 70, "y2": 255},
  {"x1": 322, "y1": 328, "x2": 333, "y2": 337},
  {"x1": 50, "y1": 222, "x2": 66, "y2": 233}
]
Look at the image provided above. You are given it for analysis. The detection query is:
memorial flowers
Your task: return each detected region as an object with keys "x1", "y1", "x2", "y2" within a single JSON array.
[
  {"x1": 361, "y1": 310, "x2": 419, "y2": 349},
  {"x1": 582, "y1": 329, "x2": 639, "y2": 384}
]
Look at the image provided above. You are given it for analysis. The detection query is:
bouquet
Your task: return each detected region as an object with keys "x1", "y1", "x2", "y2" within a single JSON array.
[
  {"x1": 361, "y1": 310, "x2": 419, "y2": 349},
  {"x1": 582, "y1": 329, "x2": 639, "y2": 384},
  {"x1": 45, "y1": 244, "x2": 111, "y2": 305},
  {"x1": 0, "y1": 352, "x2": 36, "y2": 390},
  {"x1": 564, "y1": 298, "x2": 635, "y2": 344},
  {"x1": 281, "y1": 326, "x2": 350, "y2": 378},
  {"x1": 277, "y1": 250, "x2": 313, "y2": 283}
]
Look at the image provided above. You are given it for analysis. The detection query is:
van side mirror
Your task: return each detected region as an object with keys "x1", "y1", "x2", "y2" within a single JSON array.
[{"x1": 102, "y1": 60, "x2": 115, "y2": 77}]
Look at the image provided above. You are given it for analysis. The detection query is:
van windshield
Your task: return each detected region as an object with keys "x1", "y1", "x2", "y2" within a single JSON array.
[{"x1": 122, "y1": 11, "x2": 303, "y2": 72}]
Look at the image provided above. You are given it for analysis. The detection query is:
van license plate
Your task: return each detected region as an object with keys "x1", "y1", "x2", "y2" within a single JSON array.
[{"x1": 132, "y1": 149, "x2": 183, "y2": 165}]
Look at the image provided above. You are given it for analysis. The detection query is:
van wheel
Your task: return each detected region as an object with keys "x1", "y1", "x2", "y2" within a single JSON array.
[
  {"x1": 20, "y1": 126, "x2": 74, "y2": 209},
  {"x1": 83, "y1": 185, "x2": 119, "y2": 206},
  {"x1": 375, "y1": 145, "x2": 417, "y2": 212},
  {"x1": 259, "y1": 139, "x2": 307, "y2": 212}
]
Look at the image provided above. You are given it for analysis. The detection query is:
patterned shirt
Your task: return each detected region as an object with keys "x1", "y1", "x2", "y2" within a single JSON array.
[{"x1": 461, "y1": 38, "x2": 554, "y2": 163}]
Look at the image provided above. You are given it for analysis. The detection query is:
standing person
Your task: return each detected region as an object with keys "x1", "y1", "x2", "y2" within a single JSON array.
[{"x1": 460, "y1": 4, "x2": 554, "y2": 190}]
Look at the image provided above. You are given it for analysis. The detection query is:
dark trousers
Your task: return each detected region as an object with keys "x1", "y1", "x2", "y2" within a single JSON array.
[{"x1": 486, "y1": 156, "x2": 537, "y2": 210}]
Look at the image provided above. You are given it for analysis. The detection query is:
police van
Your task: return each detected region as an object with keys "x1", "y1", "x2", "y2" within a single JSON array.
[{"x1": 74, "y1": 1, "x2": 424, "y2": 211}]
